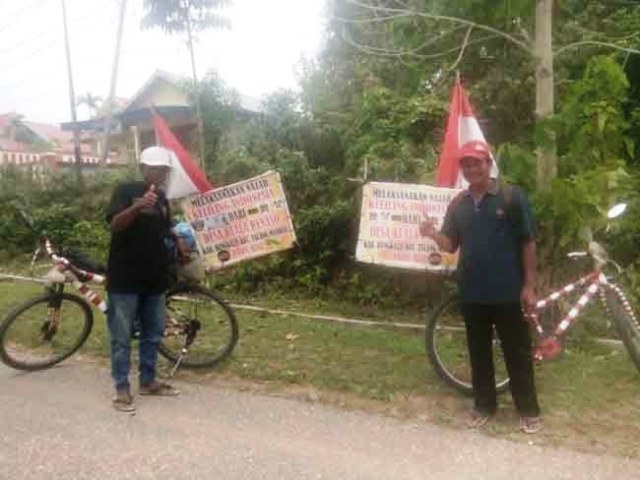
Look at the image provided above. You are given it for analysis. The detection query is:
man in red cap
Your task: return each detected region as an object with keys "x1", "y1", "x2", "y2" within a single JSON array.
[{"x1": 420, "y1": 140, "x2": 542, "y2": 434}]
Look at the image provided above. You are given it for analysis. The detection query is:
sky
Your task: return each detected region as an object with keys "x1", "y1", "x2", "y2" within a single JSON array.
[{"x1": 0, "y1": 0, "x2": 327, "y2": 123}]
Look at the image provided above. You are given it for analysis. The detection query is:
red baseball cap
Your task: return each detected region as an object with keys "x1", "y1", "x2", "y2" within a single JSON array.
[{"x1": 457, "y1": 140, "x2": 491, "y2": 162}]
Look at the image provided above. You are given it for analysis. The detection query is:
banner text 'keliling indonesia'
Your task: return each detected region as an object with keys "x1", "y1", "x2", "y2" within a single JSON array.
[
  {"x1": 356, "y1": 182, "x2": 460, "y2": 271},
  {"x1": 182, "y1": 171, "x2": 296, "y2": 271}
]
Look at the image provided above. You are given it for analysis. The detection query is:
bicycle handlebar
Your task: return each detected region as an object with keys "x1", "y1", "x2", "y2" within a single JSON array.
[{"x1": 567, "y1": 242, "x2": 617, "y2": 273}]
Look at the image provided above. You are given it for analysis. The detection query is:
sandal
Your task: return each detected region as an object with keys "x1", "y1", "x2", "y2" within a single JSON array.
[
  {"x1": 139, "y1": 381, "x2": 180, "y2": 397},
  {"x1": 520, "y1": 416, "x2": 543, "y2": 434},
  {"x1": 466, "y1": 409, "x2": 491, "y2": 428},
  {"x1": 112, "y1": 391, "x2": 136, "y2": 413}
]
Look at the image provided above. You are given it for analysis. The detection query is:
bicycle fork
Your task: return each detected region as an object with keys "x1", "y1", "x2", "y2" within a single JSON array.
[{"x1": 42, "y1": 285, "x2": 65, "y2": 341}]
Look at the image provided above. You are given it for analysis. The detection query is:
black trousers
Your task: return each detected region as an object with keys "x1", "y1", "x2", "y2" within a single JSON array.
[{"x1": 461, "y1": 303, "x2": 540, "y2": 417}]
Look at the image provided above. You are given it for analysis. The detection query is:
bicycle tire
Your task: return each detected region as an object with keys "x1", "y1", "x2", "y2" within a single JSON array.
[
  {"x1": 604, "y1": 286, "x2": 640, "y2": 371},
  {"x1": 159, "y1": 284, "x2": 239, "y2": 368},
  {"x1": 425, "y1": 295, "x2": 510, "y2": 395},
  {"x1": 0, "y1": 292, "x2": 93, "y2": 371}
]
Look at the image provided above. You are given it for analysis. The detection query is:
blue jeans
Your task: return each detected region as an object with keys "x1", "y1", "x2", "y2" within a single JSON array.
[{"x1": 107, "y1": 293, "x2": 166, "y2": 392}]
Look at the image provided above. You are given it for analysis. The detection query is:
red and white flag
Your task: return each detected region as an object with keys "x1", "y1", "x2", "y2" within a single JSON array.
[
  {"x1": 152, "y1": 109, "x2": 213, "y2": 199},
  {"x1": 435, "y1": 78, "x2": 498, "y2": 189}
]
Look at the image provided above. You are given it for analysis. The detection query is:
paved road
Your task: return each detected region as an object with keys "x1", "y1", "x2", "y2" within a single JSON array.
[{"x1": 0, "y1": 361, "x2": 638, "y2": 480}]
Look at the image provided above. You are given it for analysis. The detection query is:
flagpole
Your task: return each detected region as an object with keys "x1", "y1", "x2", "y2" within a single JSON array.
[{"x1": 150, "y1": 105, "x2": 160, "y2": 146}]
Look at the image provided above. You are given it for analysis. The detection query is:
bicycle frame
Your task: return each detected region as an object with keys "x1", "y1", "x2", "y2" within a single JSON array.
[
  {"x1": 34, "y1": 237, "x2": 222, "y2": 369},
  {"x1": 36, "y1": 238, "x2": 108, "y2": 314},
  {"x1": 527, "y1": 269, "x2": 637, "y2": 362}
]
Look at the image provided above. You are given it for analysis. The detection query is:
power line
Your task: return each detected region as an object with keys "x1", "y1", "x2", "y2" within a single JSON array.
[
  {"x1": 0, "y1": 51, "x2": 118, "y2": 91},
  {"x1": 0, "y1": 37, "x2": 64, "y2": 63},
  {"x1": 3, "y1": 87, "x2": 69, "y2": 106},
  {"x1": 0, "y1": 29, "x2": 62, "y2": 57},
  {"x1": 0, "y1": 1, "x2": 114, "y2": 58},
  {"x1": 0, "y1": 0, "x2": 45, "y2": 33},
  {"x1": 0, "y1": 18, "x2": 112, "y2": 65}
]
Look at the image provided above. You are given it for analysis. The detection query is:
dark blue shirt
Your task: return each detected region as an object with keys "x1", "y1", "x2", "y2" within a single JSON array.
[{"x1": 441, "y1": 184, "x2": 536, "y2": 304}]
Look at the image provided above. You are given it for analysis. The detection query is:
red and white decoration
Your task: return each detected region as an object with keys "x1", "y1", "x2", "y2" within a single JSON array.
[
  {"x1": 151, "y1": 109, "x2": 213, "y2": 199},
  {"x1": 435, "y1": 78, "x2": 499, "y2": 189}
]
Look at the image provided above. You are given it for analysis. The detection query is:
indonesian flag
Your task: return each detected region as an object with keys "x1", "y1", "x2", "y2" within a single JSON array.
[
  {"x1": 435, "y1": 78, "x2": 498, "y2": 188},
  {"x1": 151, "y1": 108, "x2": 213, "y2": 199}
]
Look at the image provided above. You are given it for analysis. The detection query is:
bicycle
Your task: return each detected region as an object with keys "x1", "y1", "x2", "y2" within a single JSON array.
[
  {"x1": 0, "y1": 210, "x2": 239, "y2": 375},
  {"x1": 425, "y1": 203, "x2": 640, "y2": 394}
]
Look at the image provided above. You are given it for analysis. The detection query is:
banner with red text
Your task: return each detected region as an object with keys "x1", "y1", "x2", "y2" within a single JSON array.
[
  {"x1": 181, "y1": 171, "x2": 296, "y2": 271},
  {"x1": 356, "y1": 182, "x2": 460, "y2": 271}
]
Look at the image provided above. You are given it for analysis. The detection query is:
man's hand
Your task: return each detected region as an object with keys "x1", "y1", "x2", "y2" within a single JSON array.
[
  {"x1": 419, "y1": 214, "x2": 438, "y2": 238},
  {"x1": 521, "y1": 284, "x2": 536, "y2": 315},
  {"x1": 133, "y1": 184, "x2": 157, "y2": 211},
  {"x1": 176, "y1": 236, "x2": 191, "y2": 264}
]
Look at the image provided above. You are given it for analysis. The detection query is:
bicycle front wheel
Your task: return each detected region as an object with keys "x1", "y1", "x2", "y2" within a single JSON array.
[
  {"x1": 0, "y1": 292, "x2": 93, "y2": 371},
  {"x1": 426, "y1": 295, "x2": 510, "y2": 395},
  {"x1": 159, "y1": 285, "x2": 239, "y2": 368},
  {"x1": 604, "y1": 286, "x2": 640, "y2": 371}
]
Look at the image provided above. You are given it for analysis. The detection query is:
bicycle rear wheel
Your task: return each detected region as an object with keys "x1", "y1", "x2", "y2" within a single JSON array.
[
  {"x1": 0, "y1": 292, "x2": 93, "y2": 371},
  {"x1": 604, "y1": 285, "x2": 640, "y2": 371},
  {"x1": 159, "y1": 285, "x2": 238, "y2": 368},
  {"x1": 426, "y1": 295, "x2": 510, "y2": 395}
]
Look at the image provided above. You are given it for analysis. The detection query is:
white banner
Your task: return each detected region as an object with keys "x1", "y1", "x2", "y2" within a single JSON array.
[{"x1": 356, "y1": 182, "x2": 460, "y2": 271}]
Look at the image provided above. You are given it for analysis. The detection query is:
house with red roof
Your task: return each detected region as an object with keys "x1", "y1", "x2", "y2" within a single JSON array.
[
  {"x1": 1, "y1": 70, "x2": 261, "y2": 178},
  {"x1": 0, "y1": 112, "x2": 107, "y2": 177}
]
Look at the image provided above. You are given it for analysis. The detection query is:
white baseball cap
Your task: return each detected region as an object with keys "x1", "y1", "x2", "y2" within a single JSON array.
[{"x1": 140, "y1": 146, "x2": 173, "y2": 167}]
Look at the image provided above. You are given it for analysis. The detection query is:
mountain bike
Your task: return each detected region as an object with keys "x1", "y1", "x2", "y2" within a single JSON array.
[
  {"x1": 0, "y1": 210, "x2": 238, "y2": 375},
  {"x1": 425, "y1": 203, "x2": 639, "y2": 394}
]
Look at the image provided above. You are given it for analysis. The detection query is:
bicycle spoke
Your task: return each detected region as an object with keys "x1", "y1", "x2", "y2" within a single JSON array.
[
  {"x1": 0, "y1": 294, "x2": 92, "y2": 370},
  {"x1": 428, "y1": 297, "x2": 509, "y2": 393},
  {"x1": 160, "y1": 287, "x2": 238, "y2": 368}
]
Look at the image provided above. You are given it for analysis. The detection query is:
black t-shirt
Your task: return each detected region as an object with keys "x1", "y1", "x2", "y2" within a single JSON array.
[{"x1": 106, "y1": 181, "x2": 172, "y2": 294}]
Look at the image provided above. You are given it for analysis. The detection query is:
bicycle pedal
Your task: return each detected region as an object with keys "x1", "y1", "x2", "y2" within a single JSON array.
[{"x1": 534, "y1": 336, "x2": 563, "y2": 361}]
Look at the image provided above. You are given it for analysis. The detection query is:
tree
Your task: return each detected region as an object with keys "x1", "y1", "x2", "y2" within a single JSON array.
[
  {"x1": 141, "y1": 0, "x2": 231, "y2": 168},
  {"x1": 77, "y1": 92, "x2": 103, "y2": 118},
  {"x1": 336, "y1": 0, "x2": 640, "y2": 188}
]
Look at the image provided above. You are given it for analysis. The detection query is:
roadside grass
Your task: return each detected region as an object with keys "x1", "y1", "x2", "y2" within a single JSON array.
[{"x1": 1, "y1": 279, "x2": 639, "y2": 458}]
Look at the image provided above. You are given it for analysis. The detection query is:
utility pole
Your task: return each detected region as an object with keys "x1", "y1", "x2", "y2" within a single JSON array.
[
  {"x1": 101, "y1": 0, "x2": 128, "y2": 167},
  {"x1": 61, "y1": 0, "x2": 83, "y2": 187},
  {"x1": 535, "y1": 0, "x2": 556, "y2": 189},
  {"x1": 185, "y1": 7, "x2": 206, "y2": 169}
]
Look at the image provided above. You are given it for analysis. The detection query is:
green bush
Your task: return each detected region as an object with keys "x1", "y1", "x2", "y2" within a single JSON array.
[{"x1": 0, "y1": 168, "x2": 130, "y2": 262}]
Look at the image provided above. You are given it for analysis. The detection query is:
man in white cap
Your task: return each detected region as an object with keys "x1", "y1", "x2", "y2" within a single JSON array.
[{"x1": 105, "y1": 146, "x2": 179, "y2": 412}]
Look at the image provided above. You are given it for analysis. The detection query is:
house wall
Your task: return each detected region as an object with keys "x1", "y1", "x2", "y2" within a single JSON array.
[
  {"x1": 129, "y1": 79, "x2": 189, "y2": 110},
  {"x1": 0, "y1": 150, "x2": 114, "y2": 182}
]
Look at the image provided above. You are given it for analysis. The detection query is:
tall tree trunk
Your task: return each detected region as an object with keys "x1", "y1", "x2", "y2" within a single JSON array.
[
  {"x1": 61, "y1": 0, "x2": 83, "y2": 188},
  {"x1": 101, "y1": 0, "x2": 127, "y2": 167},
  {"x1": 535, "y1": 0, "x2": 556, "y2": 189},
  {"x1": 185, "y1": 9, "x2": 207, "y2": 170}
]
